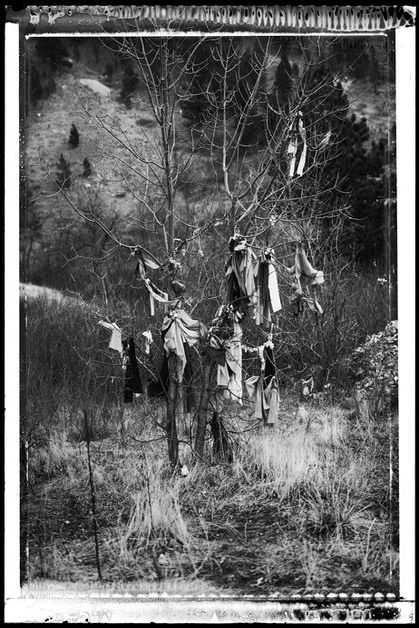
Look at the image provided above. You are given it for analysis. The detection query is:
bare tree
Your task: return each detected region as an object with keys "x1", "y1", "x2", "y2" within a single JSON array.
[{"x1": 38, "y1": 32, "x2": 358, "y2": 465}]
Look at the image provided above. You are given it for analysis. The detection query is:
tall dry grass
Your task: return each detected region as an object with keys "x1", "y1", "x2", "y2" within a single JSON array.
[
  {"x1": 24, "y1": 291, "x2": 397, "y2": 591},
  {"x1": 27, "y1": 394, "x2": 397, "y2": 591}
]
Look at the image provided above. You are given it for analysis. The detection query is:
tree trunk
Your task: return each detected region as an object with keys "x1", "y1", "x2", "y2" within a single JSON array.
[
  {"x1": 210, "y1": 411, "x2": 233, "y2": 464},
  {"x1": 166, "y1": 352, "x2": 179, "y2": 467},
  {"x1": 194, "y1": 357, "x2": 214, "y2": 458}
]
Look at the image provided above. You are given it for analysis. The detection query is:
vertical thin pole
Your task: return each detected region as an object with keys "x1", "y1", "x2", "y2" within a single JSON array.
[
  {"x1": 388, "y1": 409, "x2": 393, "y2": 586},
  {"x1": 20, "y1": 438, "x2": 29, "y2": 585},
  {"x1": 84, "y1": 409, "x2": 102, "y2": 581}
]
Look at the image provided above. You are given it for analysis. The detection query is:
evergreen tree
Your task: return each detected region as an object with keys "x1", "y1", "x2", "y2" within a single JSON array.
[
  {"x1": 56, "y1": 154, "x2": 71, "y2": 189},
  {"x1": 68, "y1": 124, "x2": 80, "y2": 148},
  {"x1": 303, "y1": 65, "x2": 388, "y2": 264},
  {"x1": 83, "y1": 158, "x2": 92, "y2": 178}
]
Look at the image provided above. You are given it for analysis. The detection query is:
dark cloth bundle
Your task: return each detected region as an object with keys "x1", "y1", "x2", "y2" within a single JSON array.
[
  {"x1": 225, "y1": 236, "x2": 258, "y2": 316},
  {"x1": 205, "y1": 343, "x2": 226, "y2": 366},
  {"x1": 257, "y1": 254, "x2": 270, "y2": 324},
  {"x1": 148, "y1": 352, "x2": 169, "y2": 398},
  {"x1": 245, "y1": 343, "x2": 279, "y2": 425},
  {"x1": 255, "y1": 249, "x2": 282, "y2": 327},
  {"x1": 183, "y1": 343, "x2": 196, "y2": 413},
  {"x1": 263, "y1": 344, "x2": 276, "y2": 387},
  {"x1": 123, "y1": 337, "x2": 143, "y2": 403},
  {"x1": 148, "y1": 343, "x2": 195, "y2": 413}
]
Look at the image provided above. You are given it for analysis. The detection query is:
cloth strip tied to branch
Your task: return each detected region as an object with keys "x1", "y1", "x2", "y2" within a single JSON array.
[
  {"x1": 99, "y1": 320, "x2": 123, "y2": 354},
  {"x1": 287, "y1": 111, "x2": 307, "y2": 178}
]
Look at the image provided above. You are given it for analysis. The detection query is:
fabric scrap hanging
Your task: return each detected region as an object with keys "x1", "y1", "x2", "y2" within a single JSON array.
[
  {"x1": 161, "y1": 308, "x2": 206, "y2": 379},
  {"x1": 122, "y1": 337, "x2": 144, "y2": 403},
  {"x1": 288, "y1": 244, "x2": 324, "y2": 317},
  {"x1": 183, "y1": 343, "x2": 196, "y2": 414},
  {"x1": 145, "y1": 278, "x2": 170, "y2": 317},
  {"x1": 148, "y1": 353, "x2": 169, "y2": 399},
  {"x1": 206, "y1": 335, "x2": 227, "y2": 366},
  {"x1": 142, "y1": 330, "x2": 153, "y2": 354},
  {"x1": 245, "y1": 341, "x2": 280, "y2": 425},
  {"x1": 290, "y1": 292, "x2": 323, "y2": 317},
  {"x1": 133, "y1": 247, "x2": 168, "y2": 316},
  {"x1": 294, "y1": 246, "x2": 324, "y2": 289},
  {"x1": 133, "y1": 247, "x2": 161, "y2": 275},
  {"x1": 255, "y1": 248, "x2": 282, "y2": 327},
  {"x1": 287, "y1": 111, "x2": 307, "y2": 178},
  {"x1": 216, "y1": 315, "x2": 243, "y2": 404},
  {"x1": 225, "y1": 236, "x2": 258, "y2": 315},
  {"x1": 99, "y1": 320, "x2": 123, "y2": 354}
]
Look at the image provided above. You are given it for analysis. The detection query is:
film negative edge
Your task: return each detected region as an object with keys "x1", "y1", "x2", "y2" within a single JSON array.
[{"x1": 6, "y1": 5, "x2": 417, "y2": 30}]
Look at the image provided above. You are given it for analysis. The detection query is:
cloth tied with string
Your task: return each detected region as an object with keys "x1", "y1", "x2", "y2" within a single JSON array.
[
  {"x1": 216, "y1": 318, "x2": 243, "y2": 404},
  {"x1": 99, "y1": 320, "x2": 123, "y2": 354},
  {"x1": 255, "y1": 248, "x2": 282, "y2": 327},
  {"x1": 225, "y1": 236, "x2": 259, "y2": 315},
  {"x1": 245, "y1": 343, "x2": 280, "y2": 425},
  {"x1": 288, "y1": 245, "x2": 324, "y2": 317},
  {"x1": 287, "y1": 111, "x2": 307, "y2": 178},
  {"x1": 161, "y1": 308, "x2": 207, "y2": 379},
  {"x1": 122, "y1": 337, "x2": 143, "y2": 403}
]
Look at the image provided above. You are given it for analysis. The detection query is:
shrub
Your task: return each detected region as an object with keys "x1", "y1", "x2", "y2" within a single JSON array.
[
  {"x1": 82, "y1": 157, "x2": 92, "y2": 178},
  {"x1": 68, "y1": 124, "x2": 80, "y2": 148},
  {"x1": 55, "y1": 154, "x2": 71, "y2": 188}
]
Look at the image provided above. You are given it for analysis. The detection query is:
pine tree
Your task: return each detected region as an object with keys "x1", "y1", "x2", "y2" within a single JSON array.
[
  {"x1": 83, "y1": 158, "x2": 92, "y2": 178},
  {"x1": 68, "y1": 124, "x2": 80, "y2": 148},
  {"x1": 56, "y1": 154, "x2": 71, "y2": 189},
  {"x1": 303, "y1": 65, "x2": 389, "y2": 264}
]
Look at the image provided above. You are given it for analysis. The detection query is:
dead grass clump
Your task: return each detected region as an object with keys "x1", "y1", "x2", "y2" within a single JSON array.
[{"x1": 235, "y1": 406, "x2": 348, "y2": 499}]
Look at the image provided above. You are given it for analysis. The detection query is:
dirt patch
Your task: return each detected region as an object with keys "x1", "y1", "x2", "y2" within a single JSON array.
[
  {"x1": 79, "y1": 78, "x2": 112, "y2": 97},
  {"x1": 20, "y1": 282, "x2": 69, "y2": 303}
]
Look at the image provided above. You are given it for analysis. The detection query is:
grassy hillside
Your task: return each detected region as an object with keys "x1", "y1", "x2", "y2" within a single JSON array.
[{"x1": 25, "y1": 37, "x2": 394, "y2": 236}]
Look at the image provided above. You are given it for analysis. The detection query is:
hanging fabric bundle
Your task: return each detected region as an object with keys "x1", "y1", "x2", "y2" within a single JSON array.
[
  {"x1": 294, "y1": 245, "x2": 324, "y2": 289},
  {"x1": 288, "y1": 244, "x2": 324, "y2": 317},
  {"x1": 287, "y1": 111, "x2": 307, "y2": 178},
  {"x1": 205, "y1": 305, "x2": 237, "y2": 370},
  {"x1": 148, "y1": 353, "x2": 169, "y2": 399},
  {"x1": 122, "y1": 337, "x2": 144, "y2": 403},
  {"x1": 290, "y1": 292, "x2": 323, "y2": 317},
  {"x1": 225, "y1": 236, "x2": 258, "y2": 315},
  {"x1": 216, "y1": 313, "x2": 243, "y2": 404},
  {"x1": 99, "y1": 320, "x2": 123, "y2": 354},
  {"x1": 206, "y1": 336, "x2": 227, "y2": 366},
  {"x1": 245, "y1": 341, "x2": 280, "y2": 425},
  {"x1": 142, "y1": 330, "x2": 153, "y2": 354},
  {"x1": 133, "y1": 246, "x2": 169, "y2": 316},
  {"x1": 183, "y1": 343, "x2": 196, "y2": 414},
  {"x1": 133, "y1": 247, "x2": 161, "y2": 277},
  {"x1": 255, "y1": 248, "x2": 282, "y2": 327},
  {"x1": 144, "y1": 278, "x2": 170, "y2": 317},
  {"x1": 161, "y1": 308, "x2": 206, "y2": 379},
  {"x1": 171, "y1": 280, "x2": 186, "y2": 297}
]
